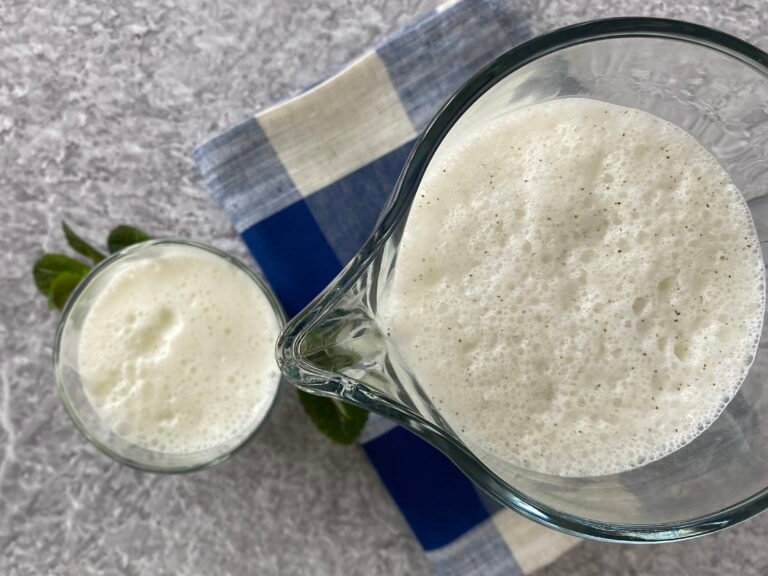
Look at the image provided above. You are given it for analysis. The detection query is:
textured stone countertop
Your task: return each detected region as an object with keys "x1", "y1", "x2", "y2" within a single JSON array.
[{"x1": 3, "y1": 1, "x2": 768, "y2": 574}]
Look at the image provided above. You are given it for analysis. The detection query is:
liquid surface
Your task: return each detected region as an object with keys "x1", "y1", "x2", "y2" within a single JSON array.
[
  {"x1": 79, "y1": 244, "x2": 281, "y2": 454},
  {"x1": 381, "y1": 98, "x2": 765, "y2": 477}
]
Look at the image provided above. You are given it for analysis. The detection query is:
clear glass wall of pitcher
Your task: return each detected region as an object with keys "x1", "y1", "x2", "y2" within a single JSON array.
[{"x1": 277, "y1": 18, "x2": 768, "y2": 542}]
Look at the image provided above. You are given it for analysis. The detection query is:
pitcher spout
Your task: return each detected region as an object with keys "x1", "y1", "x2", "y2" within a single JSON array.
[{"x1": 277, "y1": 235, "x2": 449, "y2": 431}]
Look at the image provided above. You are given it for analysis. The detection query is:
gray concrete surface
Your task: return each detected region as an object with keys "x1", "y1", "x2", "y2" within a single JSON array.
[{"x1": 2, "y1": 0, "x2": 768, "y2": 574}]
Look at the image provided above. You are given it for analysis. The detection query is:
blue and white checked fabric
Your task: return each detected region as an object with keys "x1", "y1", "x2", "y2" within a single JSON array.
[{"x1": 194, "y1": 0, "x2": 580, "y2": 573}]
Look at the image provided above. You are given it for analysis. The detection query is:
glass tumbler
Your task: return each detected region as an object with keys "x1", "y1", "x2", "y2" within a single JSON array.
[{"x1": 55, "y1": 239, "x2": 285, "y2": 473}]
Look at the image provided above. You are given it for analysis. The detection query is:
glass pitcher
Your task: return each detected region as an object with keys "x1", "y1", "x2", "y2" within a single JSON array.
[{"x1": 277, "y1": 18, "x2": 768, "y2": 542}]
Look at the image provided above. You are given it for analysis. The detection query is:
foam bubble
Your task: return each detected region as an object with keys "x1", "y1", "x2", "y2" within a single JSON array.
[
  {"x1": 78, "y1": 245, "x2": 281, "y2": 454},
  {"x1": 381, "y1": 98, "x2": 765, "y2": 477}
]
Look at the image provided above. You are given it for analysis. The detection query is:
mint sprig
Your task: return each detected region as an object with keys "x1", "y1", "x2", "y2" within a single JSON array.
[
  {"x1": 62, "y1": 221, "x2": 106, "y2": 264},
  {"x1": 107, "y1": 225, "x2": 151, "y2": 254},
  {"x1": 296, "y1": 328, "x2": 369, "y2": 443},
  {"x1": 298, "y1": 390, "x2": 368, "y2": 444},
  {"x1": 49, "y1": 272, "x2": 85, "y2": 310},
  {"x1": 33, "y1": 253, "x2": 90, "y2": 296},
  {"x1": 33, "y1": 222, "x2": 150, "y2": 310}
]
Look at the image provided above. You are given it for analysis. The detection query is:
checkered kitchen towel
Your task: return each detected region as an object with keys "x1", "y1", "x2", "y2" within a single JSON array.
[{"x1": 194, "y1": 0, "x2": 580, "y2": 573}]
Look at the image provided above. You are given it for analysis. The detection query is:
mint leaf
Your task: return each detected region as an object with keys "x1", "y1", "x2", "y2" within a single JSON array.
[
  {"x1": 107, "y1": 225, "x2": 151, "y2": 253},
  {"x1": 62, "y1": 221, "x2": 106, "y2": 264},
  {"x1": 297, "y1": 390, "x2": 368, "y2": 444},
  {"x1": 33, "y1": 254, "x2": 91, "y2": 296},
  {"x1": 49, "y1": 271, "x2": 86, "y2": 310}
]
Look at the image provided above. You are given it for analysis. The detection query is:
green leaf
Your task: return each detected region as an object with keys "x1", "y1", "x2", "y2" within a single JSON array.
[
  {"x1": 62, "y1": 221, "x2": 106, "y2": 264},
  {"x1": 33, "y1": 254, "x2": 91, "y2": 296},
  {"x1": 297, "y1": 390, "x2": 368, "y2": 444},
  {"x1": 107, "y1": 225, "x2": 151, "y2": 253},
  {"x1": 49, "y1": 271, "x2": 86, "y2": 310}
]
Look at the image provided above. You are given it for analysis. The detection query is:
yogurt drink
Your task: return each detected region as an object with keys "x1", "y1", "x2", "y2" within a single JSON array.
[
  {"x1": 78, "y1": 243, "x2": 281, "y2": 454},
  {"x1": 381, "y1": 98, "x2": 765, "y2": 477}
]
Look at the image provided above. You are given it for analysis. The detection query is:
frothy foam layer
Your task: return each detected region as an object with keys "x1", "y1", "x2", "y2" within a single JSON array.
[
  {"x1": 381, "y1": 98, "x2": 765, "y2": 477},
  {"x1": 78, "y1": 244, "x2": 281, "y2": 454}
]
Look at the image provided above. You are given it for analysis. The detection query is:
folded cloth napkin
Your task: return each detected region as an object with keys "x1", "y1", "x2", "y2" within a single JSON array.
[{"x1": 194, "y1": 0, "x2": 580, "y2": 573}]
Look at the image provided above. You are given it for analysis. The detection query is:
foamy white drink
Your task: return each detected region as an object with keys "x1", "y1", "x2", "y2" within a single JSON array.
[
  {"x1": 78, "y1": 244, "x2": 281, "y2": 454},
  {"x1": 381, "y1": 98, "x2": 765, "y2": 477}
]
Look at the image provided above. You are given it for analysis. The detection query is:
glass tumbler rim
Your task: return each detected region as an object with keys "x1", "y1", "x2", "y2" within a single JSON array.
[
  {"x1": 54, "y1": 238, "x2": 286, "y2": 474},
  {"x1": 278, "y1": 17, "x2": 768, "y2": 541}
]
